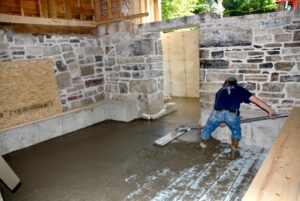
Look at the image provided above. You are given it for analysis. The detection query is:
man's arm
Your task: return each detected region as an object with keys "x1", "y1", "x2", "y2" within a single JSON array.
[{"x1": 249, "y1": 95, "x2": 276, "y2": 117}]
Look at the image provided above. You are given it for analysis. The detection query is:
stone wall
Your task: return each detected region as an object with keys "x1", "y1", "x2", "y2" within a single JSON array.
[
  {"x1": 98, "y1": 22, "x2": 164, "y2": 115},
  {"x1": 139, "y1": 11, "x2": 300, "y2": 115},
  {"x1": 0, "y1": 31, "x2": 105, "y2": 112},
  {"x1": 138, "y1": 11, "x2": 300, "y2": 148},
  {"x1": 0, "y1": 21, "x2": 164, "y2": 116}
]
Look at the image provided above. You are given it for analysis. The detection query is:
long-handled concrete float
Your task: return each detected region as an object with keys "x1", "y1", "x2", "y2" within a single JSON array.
[{"x1": 154, "y1": 113, "x2": 289, "y2": 147}]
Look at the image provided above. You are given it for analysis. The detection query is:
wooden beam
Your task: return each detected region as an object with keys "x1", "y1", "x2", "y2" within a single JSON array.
[
  {"x1": 96, "y1": 12, "x2": 148, "y2": 25},
  {"x1": 0, "y1": 13, "x2": 97, "y2": 27},
  {"x1": 94, "y1": 0, "x2": 101, "y2": 21},
  {"x1": 64, "y1": 0, "x2": 72, "y2": 19},
  {"x1": 48, "y1": 0, "x2": 57, "y2": 18},
  {"x1": 19, "y1": 0, "x2": 25, "y2": 16},
  {"x1": 38, "y1": 0, "x2": 48, "y2": 18},
  {"x1": 243, "y1": 107, "x2": 300, "y2": 201},
  {"x1": 107, "y1": 0, "x2": 112, "y2": 18}
]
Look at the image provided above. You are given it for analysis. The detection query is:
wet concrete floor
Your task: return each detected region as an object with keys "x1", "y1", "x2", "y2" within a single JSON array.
[{"x1": 1, "y1": 97, "x2": 265, "y2": 201}]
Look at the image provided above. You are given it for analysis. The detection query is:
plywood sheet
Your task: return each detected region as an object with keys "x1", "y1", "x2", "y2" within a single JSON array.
[
  {"x1": 0, "y1": 59, "x2": 62, "y2": 130},
  {"x1": 162, "y1": 30, "x2": 199, "y2": 97}
]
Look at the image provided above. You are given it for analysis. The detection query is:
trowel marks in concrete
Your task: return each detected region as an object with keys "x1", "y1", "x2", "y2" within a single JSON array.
[{"x1": 123, "y1": 140, "x2": 266, "y2": 201}]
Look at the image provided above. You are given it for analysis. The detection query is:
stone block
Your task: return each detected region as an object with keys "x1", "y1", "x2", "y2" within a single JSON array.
[
  {"x1": 132, "y1": 72, "x2": 144, "y2": 79},
  {"x1": 226, "y1": 51, "x2": 248, "y2": 59},
  {"x1": 238, "y1": 70, "x2": 261, "y2": 74},
  {"x1": 129, "y1": 39, "x2": 154, "y2": 56},
  {"x1": 63, "y1": 52, "x2": 76, "y2": 60},
  {"x1": 95, "y1": 93, "x2": 105, "y2": 102},
  {"x1": 85, "y1": 78, "x2": 104, "y2": 88},
  {"x1": 43, "y1": 45, "x2": 61, "y2": 57},
  {"x1": 199, "y1": 49, "x2": 209, "y2": 59},
  {"x1": 61, "y1": 44, "x2": 73, "y2": 52},
  {"x1": 261, "y1": 17, "x2": 291, "y2": 28},
  {"x1": 254, "y1": 35, "x2": 272, "y2": 43},
  {"x1": 258, "y1": 92, "x2": 285, "y2": 98},
  {"x1": 119, "y1": 72, "x2": 131, "y2": 78},
  {"x1": 248, "y1": 51, "x2": 264, "y2": 56},
  {"x1": 27, "y1": 46, "x2": 44, "y2": 56},
  {"x1": 117, "y1": 57, "x2": 144, "y2": 64},
  {"x1": 211, "y1": 51, "x2": 224, "y2": 58},
  {"x1": 55, "y1": 60, "x2": 67, "y2": 72},
  {"x1": 284, "y1": 42, "x2": 300, "y2": 47},
  {"x1": 286, "y1": 84, "x2": 300, "y2": 98},
  {"x1": 266, "y1": 56, "x2": 282, "y2": 62},
  {"x1": 247, "y1": 59, "x2": 264, "y2": 63},
  {"x1": 259, "y1": 63, "x2": 273, "y2": 69},
  {"x1": 282, "y1": 47, "x2": 300, "y2": 54},
  {"x1": 14, "y1": 36, "x2": 37, "y2": 45},
  {"x1": 293, "y1": 31, "x2": 300, "y2": 41},
  {"x1": 280, "y1": 75, "x2": 300, "y2": 82},
  {"x1": 116, "y1": 44, "x2": 129, "y2": 56},
  {"x1": 245, "y1": 75, "x2": 268, "y2": 82},
  {"x1": 283, "y1": 55, "x2": 300, "y2": 61},
  {"x1": 264, "y1": 43, "x2": 282, "y2": 48},
  {"x1": 275, "y1": 34, "x2": 292, "y2": 42},
  {"x1": 275, "y1": 62, "x2": 295, "y2": 71},
  {"x1": 200, "y1": 60, "x2": 229, "y2": 69},
  {"x1": 146, "y1": 56, "x2": 162, "y2": 63},
  {"x1": 231, "y1": 63, "x2": 258, "y2": 69},
  {"x1": 85, "y1": 47, "x2": 103, "y2": 55},
  {"x1": 107, "y1": 58, "x2": 116, "y2": 66},
  {"x1": 200, "y1": 91, "x2": 215, "y2": 102},
  {"x1": 240, "y1": 82, "x2": 256, "y2": 91},
  {"x1": 206, "y1": 74, "x2": 242, "y2": 82},
  {"x1": 56, "y1": 72, "x2": 71, "y2": 90},
  {"x1": 66, "y1": 84, "x2": 84, "y2": 93},
  {"x1": 200, "y1": 83, "x2": 222, "y2": 91},
  {"x1": 80, "y1": 65, "x2": 95, "y2": 76},
  {"x1": 267, "y1": 50, "x2": 280, "y2": 55},
  {"x1": 200, "y1": 27, "x2": 252, "y2": 47},
  {"x1": 119, "y1": 83, "x2": 128, "y2": 93},
  {"x1": 105, "y1": 84, "x2": 119, "y2": 93},
  {"x1": 271, "y1": 72, "x2": 279, "y2": 81},
  {"x1": 262, "y1": 83, "x2": 284, "y2": 92},
  {"x1": 129, "y1": 80, "x2": 157, "y2": 94},
  {"x1": 95, "y1": 55, "x2": 103, "y2": 62},
  {"x1": 283, "y1": 24, "x2": 300, "y2": 30}
]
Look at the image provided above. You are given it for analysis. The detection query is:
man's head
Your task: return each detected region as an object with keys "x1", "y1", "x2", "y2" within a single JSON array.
[{"x1": 224, "y1": 77, "x2": 238, "y2": 86}]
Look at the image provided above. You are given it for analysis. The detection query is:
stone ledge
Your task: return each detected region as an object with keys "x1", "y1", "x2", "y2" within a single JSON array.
[{"x1": 0, "y1": 100, "x2": 139, "y2": 155}]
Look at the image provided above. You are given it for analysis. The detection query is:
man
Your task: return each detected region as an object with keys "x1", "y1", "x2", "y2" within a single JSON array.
[{"x1": 200, "y1": 77, "x2": 276, "y2": 159}]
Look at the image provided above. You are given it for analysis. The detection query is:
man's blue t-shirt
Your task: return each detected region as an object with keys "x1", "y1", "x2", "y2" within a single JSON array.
[{"x1": 214, "y1": 85, "x2": 253, "y2": 110}]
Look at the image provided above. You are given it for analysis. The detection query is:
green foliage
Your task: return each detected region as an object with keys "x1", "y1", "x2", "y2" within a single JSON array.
[
  {"x1": 223, "y1": 0, "x2": 277, "y2": 17},
  {"x1": 161, "y1": 0, "x2": 198, "y2": 20}
]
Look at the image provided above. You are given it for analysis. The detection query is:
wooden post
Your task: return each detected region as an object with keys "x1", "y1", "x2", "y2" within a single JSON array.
[
  {"x1": 64, "y1": 0, "x2": 72, "y2": 19},
  {"x1": 19, "y1": 0, "x2": 25, "y2": 16},
  {"x1": 94, "y1": 0, "x2": 101, "y2": 21},
  {"x1": 107, "y1": 0, "x2": 112, "y2": 18},
  {"x1": 48, "y1": 0, "x2": 57, "y2": 18},
  {"x1": 80, "y1": 0, "x2": 86, "y2": 20},
  {"x1": 119, "y1": 0, "x2": 123, "y2": 17},
  {"x1": 38, "y1": 0, "x2": 49, "y2": 18}
]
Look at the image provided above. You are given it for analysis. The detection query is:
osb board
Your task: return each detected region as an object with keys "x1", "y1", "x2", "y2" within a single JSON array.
[
  {"x1": 0, "y1": 59, "x2": 62, "y2": 131},
  {"x1": 162, "y1": 30, "x2": 199, "y2": 98}
]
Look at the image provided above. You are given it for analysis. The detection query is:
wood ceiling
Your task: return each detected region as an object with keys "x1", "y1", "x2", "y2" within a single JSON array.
[{"x1": 0, "y1": 0, "x2": 159, "y2": 34}]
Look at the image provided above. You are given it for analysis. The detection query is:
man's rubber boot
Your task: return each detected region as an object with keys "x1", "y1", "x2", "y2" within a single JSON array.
[
  {"x1": 230, "y1": 140, "x2": 240, "y2": 160},
  {"x1": 200, "y1": 139, "x2": 209, "y2": 149}
]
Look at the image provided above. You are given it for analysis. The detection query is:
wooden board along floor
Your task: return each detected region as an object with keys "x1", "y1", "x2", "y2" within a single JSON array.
[
  {"x1": 0, "y1": 59, "x2": 62, "y2": 131},
  {"x1": 243, "y1": 107, "x2": 300, "y2": 201}
]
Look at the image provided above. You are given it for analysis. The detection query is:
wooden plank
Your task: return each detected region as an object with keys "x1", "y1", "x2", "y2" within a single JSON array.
[
  {"x1": 0, "y1": 59, "x2": 62, "y2": 131},
  {"x1": 107, "y1": 0, "x2": 112, "y2": 18},
  {"x1": 243, "y1": 107, "x2": 300, "y2": 201},
  {"x1": 94, "y1": 0, "x2": 101, "y2": 21},
  {"x1": 63, "y1": 0, "x2": 72, "y2": 19},
  {"x1": 19, "y1": 0, "x2": 25, "y2": 16},
  {"x1": 80, "y1": 0, "x2": 86, "y2": 20},
  {"x1": 38, "y1": 0, "x2": 48, "y2": 18},
  {"x1": 96, "y1": 12, "x2": 148, "y2": 25},
  {"x1": 0, "y1": 13, "x2": 97, "y2": 27},
  {"x1": 0, "y1": 23, "x2": 95, "y2": 34},
  {"x1": 119, "y1": 0, "x2": 123, "y2": 17},
  {"x1": 154, "y1": 130, "x2": 190, "y2": 146},
  {"x1": 48, "y1": 0, "x2": 57, "y2": 18}
]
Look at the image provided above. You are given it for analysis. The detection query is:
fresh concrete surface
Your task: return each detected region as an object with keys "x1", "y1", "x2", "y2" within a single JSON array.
[
  {"x1": 1, "y1": 98, "x2": 265, "y2": 201},
  {"x1": 0, "y1": 100, "x2": 139, "y2": 155}
]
